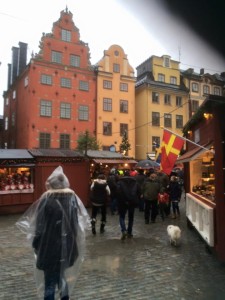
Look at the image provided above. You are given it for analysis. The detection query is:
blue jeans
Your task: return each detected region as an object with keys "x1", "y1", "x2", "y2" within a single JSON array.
[
  {"x1": 119, "y1": 204, "x2": 135, "y2": 234},
  {"x1": 44, "y1": 269, "x2": 69, "y2": 300}
]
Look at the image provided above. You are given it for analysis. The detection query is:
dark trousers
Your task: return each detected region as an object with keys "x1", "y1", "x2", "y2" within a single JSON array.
[
  {"x1": 118, "y1": 204, "x2": 135, "y2": 234},
  {"x1": 144, "y1": 199, "x2": 158, "y2": 222},
  {"x1": 171, "y1": 200, "x2": 180, "y2": 215},
  {"x1": 91, "y1": 204, "x2": 106, "y2": 223},
  {"x1": 44, "y1": 269, "x2": 69, "y2": 300}
]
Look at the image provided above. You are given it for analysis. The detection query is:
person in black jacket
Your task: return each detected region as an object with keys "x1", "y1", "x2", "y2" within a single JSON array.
[
  {"x1": 117, "y1": 171, "x2": 141, "y2": 240},
  {"x1": 90, "y1": 174, "x2": 110, "y2": 234},
  {"x1": 168, "y1": 175, "x2": 182, "y2": 219}
]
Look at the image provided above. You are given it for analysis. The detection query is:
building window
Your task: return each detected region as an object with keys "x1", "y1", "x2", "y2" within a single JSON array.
[
  {"x1": 103, "y1": 80, "x2": 112, "y2": 89},
  {"x1": 192, "y1": 82, "x2": 199, "y2": 92},
  {"x1": 61, "y1": 29, "x2": 71, "y2": 42},
  {"x1": 79, "y1": 80, "x2": 89, "y2": 91},
  {"x1": 158, "y1": 73, "x2": 165, "y2": 82},
  {"x1": 163, "y1": 56, "x2": 170, "y2": 67},
  {"x1": 176, "y1": 115, "x2": 183, "y2": 128},
  {"x1": 113, "y1": 63, "x2": 120, "y2": 73},
  {"x1": 103, "y1": 122, "x2": 112, "y2": 135},
  {"x1": 192, "y1": 100, "x2": 199, "y2": 112},
  {"x1": 214, "y1": 87, "x2": 221, "y2": 95},
  {"x1": 51, "y1": 51, "x2": 62, "y2": 63},
  {"x1": 120, "y1": 83, "x2": 128, "y2": 92},
  {"x1": 70, "y1": 54, "x2": 80, "y2": 67},
  {"x1": 41, "y1": 74, "x2": 52, "y2": 85},
  {"x1": 152, "y1": 92, "x2": 159, "y2": 103},
  {"x1": 203, "y1": 85, "x2": 210, "y2": 95},
  {"x1": 39, "y1": 133, "x2": 51, "y2": 148},
  {"x1": 120, "y1": 123, "x2": 128, "y2": 136},
  {"x1": 164, "y1": 94, "x2": 171, "y2": 105},
  {"x1": 152, "y1": 136, "x2": 160, "y2": 151},
  {"x1": 60, "y1": 134, "x2": 70, "y2": 149},
  {"x1": 13, "y1": 90, "x2": 16, "y2": 99},
  {"x1": 176, "y1": 96, "x2": 182, "y2": 107},
  {"x1": 11, "y1": 112, "x2": 15, "y2": 126},
  {"x1": 5, "y1": 98, "x2": 9, "y2": 106},
  {"x1": 152, "y1": 112, "x2": 160, "y2": 126},
  {"x1": 103, "y1": 98, "x2": 112, "y2": 111},
  {"x1": 61, "y1": 77, "x2": 71, "y2": 88},
  {"x1": 170, "y1": 76, "x2": 177, "y2": 85},
  {"x1": 40, "y1": 100, "x2": 52, "y2": 117},
  {"x1": 120, "y1": 100, "x2": 128, "y2": 113},
  {"x1": 5, "y1": 117, "x2": 8, "y2": 130},
  {"x1": 78, "y1": 105, "x2": 89, "y2": 120},
  {"x1": 164, "y1": 113, "x2": 172, "y2": 127},
  {"x1": 60, "y1": 103, "x2": 71, "y2": 119}
]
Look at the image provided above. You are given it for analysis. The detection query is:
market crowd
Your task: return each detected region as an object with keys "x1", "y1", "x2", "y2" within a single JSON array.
[{"x1": 90, "y1": 166, "x2": 183, "y2": 240}]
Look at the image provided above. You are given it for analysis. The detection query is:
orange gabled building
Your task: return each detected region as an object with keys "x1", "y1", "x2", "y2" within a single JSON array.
[{"x1": 3, "y1": 8, "x2": 96, "y2": 149}]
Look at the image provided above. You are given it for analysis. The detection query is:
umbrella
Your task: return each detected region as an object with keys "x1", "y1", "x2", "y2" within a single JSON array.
[{"x1": 135, "y1": 159, "x2": 160, "y2": 169}]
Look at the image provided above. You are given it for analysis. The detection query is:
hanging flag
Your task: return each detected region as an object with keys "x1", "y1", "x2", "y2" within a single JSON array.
[{"x1": 160, "y1": 129, "x2": 184, "y2": 175}]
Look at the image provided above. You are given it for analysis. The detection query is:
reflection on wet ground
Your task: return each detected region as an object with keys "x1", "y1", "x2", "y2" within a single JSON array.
[{"x1": 1, "y1": 195, "x2": 225, "y2": 299}]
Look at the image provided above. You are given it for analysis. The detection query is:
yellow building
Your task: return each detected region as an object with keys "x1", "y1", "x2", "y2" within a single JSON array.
[
  {"x1": 135, "y1": 55, "x2": 189, "y2": 160},
  {"x1": 95, "y1": 45, "x2": 136, "y2": 157}
]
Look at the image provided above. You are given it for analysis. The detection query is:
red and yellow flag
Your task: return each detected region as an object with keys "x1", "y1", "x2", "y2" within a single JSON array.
[{"x1": 160, "y1": 129, "x2": 184, "y2": 175}]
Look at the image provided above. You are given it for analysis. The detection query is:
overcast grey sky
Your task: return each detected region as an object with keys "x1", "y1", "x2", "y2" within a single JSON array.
[{"x1": 0, "y1": 0, "x2": 224, "y2": 115}]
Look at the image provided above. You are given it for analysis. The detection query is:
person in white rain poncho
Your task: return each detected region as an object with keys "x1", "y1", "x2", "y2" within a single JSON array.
[{"x1": 16, "y1": 166, "x2": 90, "y2": 300}]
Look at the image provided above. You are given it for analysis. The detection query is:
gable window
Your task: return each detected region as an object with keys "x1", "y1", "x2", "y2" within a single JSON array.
[
  {"x1": 176, "y1": 96, "x2": 182, "y2": 107},
  {"x1": 176, "y1": 115, "x2": 183, "y2": 128},
  {"x1": 40, "y1": 100, "x2": 52, "y2": 117},
  {"x1": 164, "y1": 113, "x2": 172, "y2": 127},
  {"x1": 39, "y1": 133, "x2": 51, "y2": 149},
  {"x1": 103, "y1": 98, "x2": 112, "y2": 111},
  {"x1": 203, "y1": 85, "x2": 210, "y2": 95},
  {"x1": 78, "y1": 105, "x2": 89, "y2": 120},
  {"x1": 103, "y1": 80, "x2": 112, "y2": 89},
  {"x1": 60, "y1": 103, "x2": 71, "y2": 119},
  {"x1": 60, "y1": 134, "x2": 70, "y2": 149},
  {"x1": 164, "y1": 94, "x2": 171, "y2": 105},
  {"x1": 192, "y1": 82, "x2": 199, "y2": 92},
  {"x1": 51, "y1": 51, "x2": 62, "y2": 63},
  {"x1": 113, "y1": 63, "x2": 120, "y2": 73},
  {"x1": 120, "y1": 100, "x2": 128, "y2": 113},
  {"x1": 70, "y1": 54, "x2": 80, "y2": 67},
  {"x1": 158, "y1": 73, "x2": 165, "y2": 82},
  {"x1": 152, "y1": 92, "x2": 159, "y2": 103},
  {"x1": 61, "y1": 77, "x2": 71, "y2": 88},
  {"x1": 163, "y1": 56, "x2": 170, "y2": 67},
  {"x1": 120, "y1": 123, "x2": 128, "y2": 136},
  {"x1": 61, "y1": 29, "x2": 71, "y2": 42},
  {"x1": 41, "y1": 74, "x2": 52, "y2": 85},
  {"x1": 214, "y1": 87, "x2": 221, "y2": 95},
  {"x1": 170, "y1": 76, "x2": 177, "y2": 85},
  {"x1": 79, "y1": 80, "x2": 89, "y2": 91},
  {"x1": 120, "y1": 83, "x2": 128, "y2": 92},
  {"x1": 103, "y1": 122, "x2": 112, "y2": 135},
  {"x1": 152, "y1": 112, "x2": 160, "y2": 126}
]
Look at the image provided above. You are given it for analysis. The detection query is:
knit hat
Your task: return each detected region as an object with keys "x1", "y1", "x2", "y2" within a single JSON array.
[{"x1": 45, "y1": 166, "x2": 70, "y2": 190}]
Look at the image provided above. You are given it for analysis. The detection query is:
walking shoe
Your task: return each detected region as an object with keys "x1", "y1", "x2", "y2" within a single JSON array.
[
  {"x1": 145, "y1": 220, "x2": 149, "y2": 224},
  {"x1": 121, "y1": 232, "x2": 127, "y2": 240},
  {"x1": 91, "y1": 219, "x2": 96, "y2": 235},
  {"x1": 100, "y1": 223, "x2": 105, "y2": 233},
  {"x1": 127, "y1": 233, "x2": 133, "y2": 238}
]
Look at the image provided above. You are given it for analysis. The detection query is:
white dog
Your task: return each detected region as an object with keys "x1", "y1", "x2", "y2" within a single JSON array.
[{"x1": 167, "y1": 225, "x2": 181, "y2": 246}]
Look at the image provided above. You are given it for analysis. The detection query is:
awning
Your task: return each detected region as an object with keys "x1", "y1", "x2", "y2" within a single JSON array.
[
  {"x1": 176, "y1": 144, "x2": 212, "y2": 164},
  {"x1": 93, "y1": 159, "x2": 137, "y2": 164}
]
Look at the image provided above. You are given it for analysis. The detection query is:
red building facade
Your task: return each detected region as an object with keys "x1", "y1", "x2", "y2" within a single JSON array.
[{"x1": 4, "y1": 8, "x2": 96, "y2": 149}]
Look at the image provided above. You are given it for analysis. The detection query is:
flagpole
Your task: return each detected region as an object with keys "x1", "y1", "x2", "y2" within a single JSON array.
[{"x1": 161, "y1": 127, "x2": 214, "y2": 153}]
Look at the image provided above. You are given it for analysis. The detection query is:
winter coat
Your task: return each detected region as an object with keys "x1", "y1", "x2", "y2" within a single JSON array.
[
  {"x1": 169, "y1": 180, "x2": 182, "y2": 201},
  {"x1": 90, "y1": 179, "x2": 110, "y2": 206},
  {"x1": 32, "y1": 188, "x2": 79, "y2": 272},
  {"x1": 116, "y1": 176, "x2": 141, "y2": 206},
  {"x1": 142, "y1": 178, "x2": 162, "y2": 201}
]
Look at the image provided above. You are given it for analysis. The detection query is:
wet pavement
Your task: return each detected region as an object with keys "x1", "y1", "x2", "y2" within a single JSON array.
[{"x1": 1, "y1": 194, "x2": 225, "y2": 300}]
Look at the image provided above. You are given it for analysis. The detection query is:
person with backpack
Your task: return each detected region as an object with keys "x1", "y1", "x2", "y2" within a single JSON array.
[
  {"x1": 116, "y1": 170, "x2": 141, "y2": 240},
  {"x1": 90, "y1": 174, "x2": 110, "y2": 235}
]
